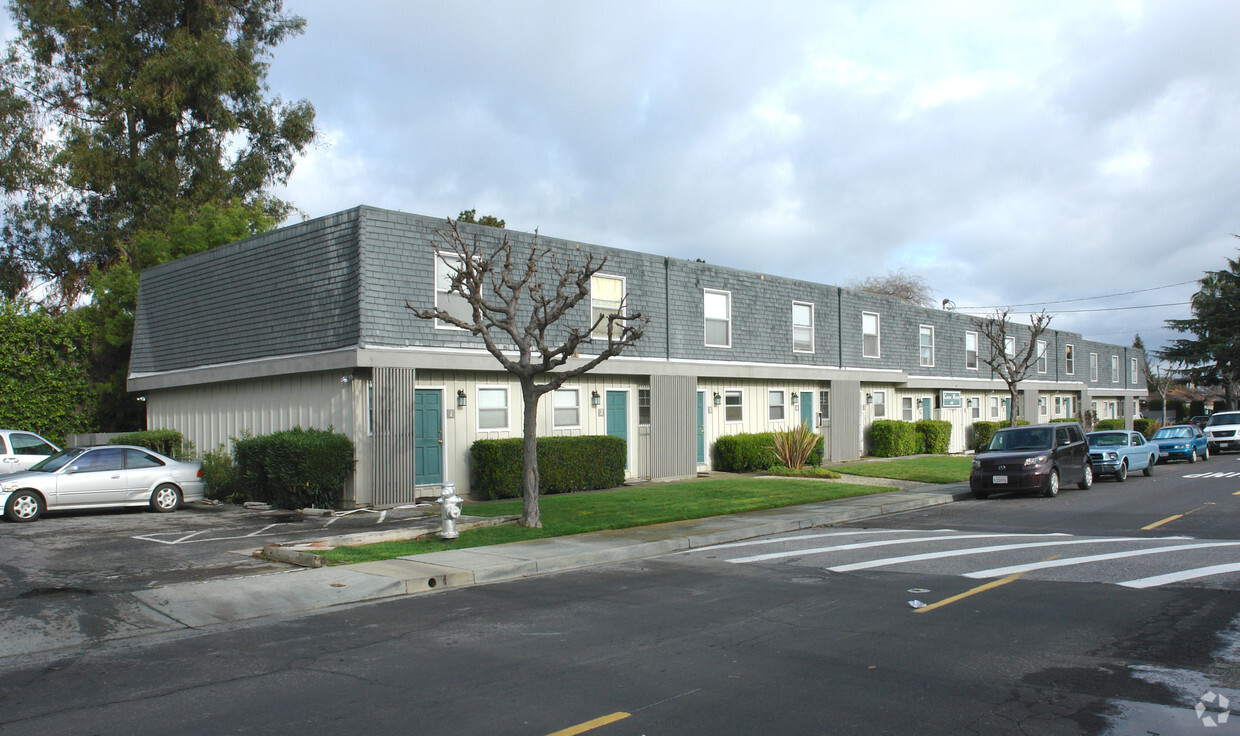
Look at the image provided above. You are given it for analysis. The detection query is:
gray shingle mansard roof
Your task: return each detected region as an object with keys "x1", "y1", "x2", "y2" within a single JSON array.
[{"x1": 129, "y1": 205, "x2": 1145, "y2": 392}]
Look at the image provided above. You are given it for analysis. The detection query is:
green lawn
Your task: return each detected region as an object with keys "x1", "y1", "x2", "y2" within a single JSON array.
[
  {"x1": 319, "y1": 477, "x2": 893, "y2": 564},
  {"x1": 830, "y1": 456, "x2": 972, "y2": 484}
]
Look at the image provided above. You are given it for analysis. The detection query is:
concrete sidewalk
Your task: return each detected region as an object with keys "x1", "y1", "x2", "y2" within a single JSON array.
[{"x1": 130, "y1": 482, "x2": 971, "y2": 629}]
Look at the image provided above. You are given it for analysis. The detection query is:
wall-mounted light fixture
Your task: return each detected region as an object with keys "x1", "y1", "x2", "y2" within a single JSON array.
[
  {"x1": 457, "y1": 389, "x2": 467, "y2": 409},
  {"x1": 713, "y1": 392, "x2": 722, "y2": 406},
  {"x1": 591, "y1": 390, "x2": 601, "y2": 408},
  {"x1": 865, "y1": 393, "x2": 873, "y2": 404},
  {"x1": 791, "y1": 393, "x2": 799, "y2": 406}
]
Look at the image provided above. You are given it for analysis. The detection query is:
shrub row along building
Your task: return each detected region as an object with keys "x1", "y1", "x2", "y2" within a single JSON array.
[{"x1": 129, "y1": 206, "x2": 1148, "y2": 505}]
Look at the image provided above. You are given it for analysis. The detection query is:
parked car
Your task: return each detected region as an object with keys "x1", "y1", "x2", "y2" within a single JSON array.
[
  {"x1": 1086, "y1": 430, "x2": 1158, "y2": 481},
  {"x1": 970, "y1": 422, "x2": 1093, "y2": 499},
  {"x1": 1205, "y1": 411, "x2": 1240, "y2": 455},
  {"x1": 1190, "y1": 415, "x2": 1211, "y2": 429},
  {"x1": 0, "y1": 430, "x2": 60, "y2": 476},
  {"x1": 1149, "y1": 425, "x2": 1209, "y2": 463},
  {"x1": 0, "y1": 445, "x2": 205, "y2": 522}
]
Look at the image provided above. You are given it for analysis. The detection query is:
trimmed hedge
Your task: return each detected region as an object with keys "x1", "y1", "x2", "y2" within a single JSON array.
[
  {"x1": 914, "y1": 420, "x2": 952, "y2": 454},
  {"x1": 1095, "y1": 419, "x2": 1125, "y2": 431},
  {"x1": 870, "y1": 420, "x2": 920, "y2": 458},
  {"x1": 471, "y1": 435, "x2": 626, "y2": 500},
  {"x1": 234, "y1": 427, "x2": 355, "y2": 510},
  {"x1": 1134, "y1": 418, "x2": 1155, "y2": 438},
  {"x1": 715, "y1": 432, "x2": 824, "y2": 472},
  {"x1": 109, "y1": 429, "x2": 191, "y2": 458}
]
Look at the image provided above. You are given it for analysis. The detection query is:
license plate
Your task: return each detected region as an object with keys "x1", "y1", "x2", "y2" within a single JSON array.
[{"x1": 992, "y1": 476, "x2": 1008, "y2": 485}]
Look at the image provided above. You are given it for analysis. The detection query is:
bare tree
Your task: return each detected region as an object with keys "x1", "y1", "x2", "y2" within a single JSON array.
[
  {"x1": 848, "y1": 269, "x2": 934, "y2": 307},
  {"x1": 1147, "y1": 361, "x2": 1179, "y2": 427},
  {"x1": 972, "y1": 308, "x2": 1053, "y2": 428},
  {"x1": 407, "y1": 218, "x2": 647, "y2": 528}
]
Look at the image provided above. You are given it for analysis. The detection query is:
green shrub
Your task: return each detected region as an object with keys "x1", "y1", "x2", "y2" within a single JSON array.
[
  {"x1": 470, "y1": 435, "x2": 626, "y2": 500},
  {"x1": 1133, "y1": 418, "x2": 1155, "y2": 438},
  {"x1": 870, "y1": 420, "x2": 920, "y2": 457},
  {"x1": 1095, "y1": 419, "x2": 1125, "y2": 431},
  {"x1": 110, "y1": 429, "x2": 193, "y2": 458},
  {"x1": 773, "y1": 423, "x2": 820, "y2": 469},
  {"x1": 972, "y1": 420, "x2": 1030, "y2": 450},
  {"x1": 715, "y1": 432, "x2": 824, "y2": 472},
  {"x1": 914, "y1": 420, "x2": 952, "y2": 454},
  {"x1": 234, "y1": 427, "x2": 355, "y2": 509},
  {"x1": 1050, "y1": 417, "x2": 1079, "y2": 423},
  {"x1": 200, "y1": 444, "x2": 240, "y2": 502}
]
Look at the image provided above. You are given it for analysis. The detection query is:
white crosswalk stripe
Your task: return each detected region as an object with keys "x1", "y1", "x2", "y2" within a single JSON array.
[{"x1": 698, "y1": 529, "x2": 1240, "y2": 590}]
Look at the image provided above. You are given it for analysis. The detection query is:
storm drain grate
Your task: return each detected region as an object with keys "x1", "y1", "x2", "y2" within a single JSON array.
[{"x1": 19, "y1": 586, "x2": 95, "y2": 599}]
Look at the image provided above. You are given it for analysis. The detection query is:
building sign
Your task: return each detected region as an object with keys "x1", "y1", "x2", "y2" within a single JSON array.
[{"x1": 940, "y1": 391, "x2": 963, "y2": 408}]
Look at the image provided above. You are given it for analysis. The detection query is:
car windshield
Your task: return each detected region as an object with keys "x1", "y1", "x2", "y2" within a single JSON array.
[
  {"x1": 1153, "y1": 428, "x2": 1191, "y2": 439},
  {"x1": 1088, "y1": 433, "x2": 1126, "y2": 447},
  {"x1": 1207, "y1": 413, "x2": 1240, "y2": 426},
  {"x1": 27, "y1": 447, "x2": 87, "y2": 472},
  {"x1": 988, "y1": 428, "x2": 1052, "y2": 451}
]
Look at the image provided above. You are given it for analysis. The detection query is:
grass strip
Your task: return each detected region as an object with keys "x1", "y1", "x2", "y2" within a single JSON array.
[
  {"x1": 830, "y1": 456, "x2": 972, "y2": 484},
  {"x1": 319, "y1": 477, "x2": 892, "y2": 564}
]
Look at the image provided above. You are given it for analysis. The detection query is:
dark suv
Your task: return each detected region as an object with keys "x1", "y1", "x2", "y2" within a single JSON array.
[{"x1": 970, "y1": 422, "x2": 1093, "y2": 499}]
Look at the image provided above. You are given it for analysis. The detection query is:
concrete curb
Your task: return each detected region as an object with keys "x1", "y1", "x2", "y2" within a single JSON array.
[{"x1": 129, "y1": 485, "x2": 972, "y2": 628}]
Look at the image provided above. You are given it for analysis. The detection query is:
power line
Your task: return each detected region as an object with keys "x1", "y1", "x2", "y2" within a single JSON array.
[{"x1": 954, "y1": 279, "x2": 1199, "y2": 310}]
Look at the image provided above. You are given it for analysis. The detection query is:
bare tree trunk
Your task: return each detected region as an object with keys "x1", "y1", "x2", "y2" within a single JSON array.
[
  {"x1": 1008, "y1": 386, "x2": 1020, "y2": 428},
  {"x1": 520, "y1": 380, "x2": 541, "y2": 528}
]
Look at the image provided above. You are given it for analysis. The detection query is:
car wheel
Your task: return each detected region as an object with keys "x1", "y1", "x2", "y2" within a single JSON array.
[
  {"x1": 1044, "y1": 469, "x2": 1060, "y2": 498},
  {"x1": 1204, "y1": 446, "x2": 1210, "y2": 461},
  {"x1": 1143, "y1": 455, "x2": 1155, "y2": 477},
  {"x1": 150, "y1": 484, "x2": 182, "y2": 513},
  {"x1": 5, "y1": 490, "x2": 44, "y2": 522},
  {"x1": 1078, "y1": 463, "x2": 1093, "y2": 490},
  {"x1": 1190, "y1": 448, "x2": 1198, "y2": 463},
  {"x1": 1115, "y1": 461, "x2": 1127, "y2": 482}
]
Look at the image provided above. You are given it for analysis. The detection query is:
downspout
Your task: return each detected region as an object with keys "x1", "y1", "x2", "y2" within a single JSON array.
[
  {"x1": 837, "y1": 287, "x2": 844, "y2": 369},
  {"x1": 664, "y1": 257, "x2": 671, "y2": 360}
]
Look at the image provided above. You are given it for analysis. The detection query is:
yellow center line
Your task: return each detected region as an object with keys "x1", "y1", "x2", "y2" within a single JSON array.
[
  {"x1": 1142, "y1": 514, "x2": 1184, "y2": 531},
  {"x1": 914, "y1": 555, "x2": 1059, "y2": 613},
  {"x1": 546, "y1": 712, "x2": 631, "y2": 736}
]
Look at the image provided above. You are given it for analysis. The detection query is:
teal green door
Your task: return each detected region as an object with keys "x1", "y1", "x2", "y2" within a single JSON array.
[
  {"x1": 921, "y1": 399, "x2": 932, "y2": 420},
  {"x1": 697, "y1": 391, "x2": 706, "y2": 463},
  {"x1": 606, "y1": 391, "x2": 628, "y2": 469},
  {"x1": 414, "y1": 389, "x2": 443, "y2": 485},
  {"x1": 800, "y1": 391, "x2": 813, "y2": 427}
]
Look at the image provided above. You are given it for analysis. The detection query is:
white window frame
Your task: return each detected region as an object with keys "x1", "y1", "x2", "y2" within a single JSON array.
[
  {"x1": 1004, "y1": 336, "x2": 1015, "y2": 358},
  {"x1": 989, "y1": 396, "x2": 999, "y2": 419},
  {"x1": 902, "y1": 397, "x2": 914, "y2": 422},
  {"x1": 590, "y1": 274, "x2": 626, "y2": 340},
  {"x1": 768, "y1": 389, "x2": 786, "y2": 422},
  {"x1": 638, "y1": 388, "x2": 651, "y2": 427},
  {"x1": 476, "y1": 386, "x2": 511, "y2": 431},
  {"x1": 724, "y1": 389, "x2": 743, "y2": 424},
  {"x1": 1036, "y1": 339, "x2": 1048, "y2": 374},
  {"x1": 968, "y1": 397, "x2": 980, "y2": 420},
  {"x1": 1054, "y1": 396, "x2": 1062, "y2": 415},
  {"x1": 862, "y1": 312, "x2": 881, "y2": 358},
  {"x1": 792, "y1": 301, "x2": 814, "y2": 354},
  {"x1": 1112, "y1": 355, "x2": 1120, "y2": 383},
  {"x1": 872, "y1": 390, "x2": 886, "y2": 418},
  {"x1": 552, "y1": 387, "x2": 581, "y2": 430},
  {"x1": 1065, "y1": 344, "x2": 1075, "y2": 375},
  {"x1": 919, "y1": 325, "x2": 935, "y2": 367},
  {"x1": 704, "y1": 289, "x2": 732, "y2": 349},
  {"x1": 1130, "y1": 357, "x2": 1138, "y2": 384},
  {"x1": 1039, "y1": 396, "x2": 1047, "y2": 416},
  {"x1": 818, "y1": 389, "x2": 830, "y2": 426},
  {"x1": 1090, "y1": 353, "x2": 1099, "y2": 382},
  {"x1": 434, "y1": 252, "x2": 472, "y2": 330},
  {"x1": 965, "y1": 331, "x2": 978, "y2": 370}
]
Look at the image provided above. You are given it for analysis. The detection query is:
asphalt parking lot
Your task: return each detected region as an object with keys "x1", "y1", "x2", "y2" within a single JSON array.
[{"x1": 0, "y1": 500, "x2": 441, "y2": 600}]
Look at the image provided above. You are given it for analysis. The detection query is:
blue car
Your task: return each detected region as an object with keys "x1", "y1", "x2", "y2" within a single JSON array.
[
  {"x1": 1087, "y1": 430, "x2": 1159, "y2": 481},
  {"x1": 1150, "y1": 425, "x2": 1210, "y2": 464}
]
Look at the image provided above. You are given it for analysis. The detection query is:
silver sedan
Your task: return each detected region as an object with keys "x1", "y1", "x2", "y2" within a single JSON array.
[{"x1": 0, "y1": 445, "x2": 206, "y2": 522}]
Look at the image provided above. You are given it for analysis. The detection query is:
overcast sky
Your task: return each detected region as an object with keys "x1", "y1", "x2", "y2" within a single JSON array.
[{"x1": 10, "y1": 1, "x2": 1240, "y2": 354}]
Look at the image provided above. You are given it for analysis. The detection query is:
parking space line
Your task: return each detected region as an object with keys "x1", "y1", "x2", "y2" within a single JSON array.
[
  {"x1": 964, "y1": 542, "x2": 1240, "y2": 579},
  {"x1": 171, "y1": 530, "x2": 207, "y2": 544},
  {"x1": 245, "y1": 524, "x2": 279, "y2": 537}
]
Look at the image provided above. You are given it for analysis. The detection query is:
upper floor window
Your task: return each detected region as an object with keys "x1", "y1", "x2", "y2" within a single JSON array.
[
  {"x1": 1036, "y1": 340, "x2": 1048, "y2": 373},
  {"x1": 768, "y1": 390, "x2": 785, "y2": 421},
  {"x1": 1004, "y1": 336, "x2": 1015, "y2": 359},
  {"x1": 1065, "y1": 344, "x2": 1075, "y2": 375},
  {"x1": 919, "y1": 325, "x2": 935, "y2": 367},
  {"x1": 1111, "y1": 355, "x2": 1119, "y2": 383},
  {"x1": 477, "y1": 387, "x2": 510, "y2": 431},
  {"x1": 552, "y1": 388, "x2": 581, "y2": 429},
  {"x1": 1090, "y1": 353, "x2": 1099, "y2": 381},
  {"x1": 638, "y1": 389, "x2": 651, "y2": 426},
  {"x1": 724, "y1": 389, "x2": 743, "y2": 423},
  {"x1": 965, "y1": 331, "x2": 979, "y2": 370},
  {"x1": 590, "y1": 274, "x2": 625, "y2": 340},
  {"x1": 435, "y1": 253, "x2": 473, "y2": 328},
  {"x1": 862, "y1": 312, "x2": 880, "y2": 358},
  {"x1": 792, "y1": 302, "x2": 814, "y2": 353},
  {"x1": 704, "y1": 289, "x2": 731, "y2": 348},
  {"x1": 1130, "y1": 357, "x2": 1138, "y2": 384}
]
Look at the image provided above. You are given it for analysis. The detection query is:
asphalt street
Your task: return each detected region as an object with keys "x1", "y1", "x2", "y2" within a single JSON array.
[{"x1": 3, "y1": 456, "x2": 1240, "y2": 734}]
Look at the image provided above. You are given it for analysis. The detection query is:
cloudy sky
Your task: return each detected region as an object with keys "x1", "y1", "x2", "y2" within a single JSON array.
[{"x1": 11, "y1": 1, "x2": 1240, "y2": 353}]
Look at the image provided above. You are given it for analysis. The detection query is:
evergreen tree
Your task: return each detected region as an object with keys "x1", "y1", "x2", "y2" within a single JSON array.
[{"x1": 1160, "y1": 249, "x2": 1240, "y2": 410}]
